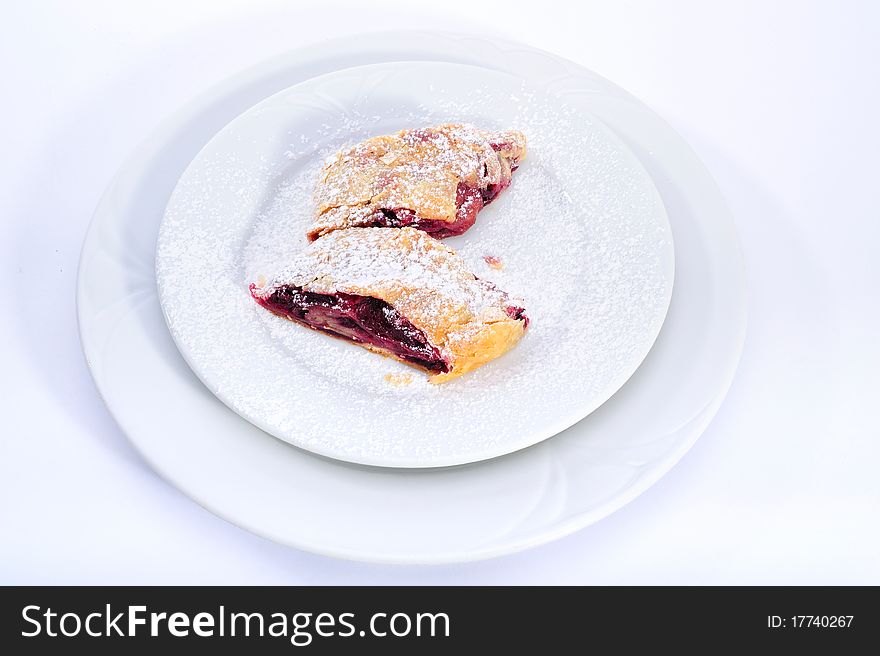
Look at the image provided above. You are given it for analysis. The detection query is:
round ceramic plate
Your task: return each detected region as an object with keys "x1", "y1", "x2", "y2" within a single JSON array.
[
  {"x1": 156, "y1": 61, "x2": 674, "y2": 468},
  {"x1": 78, "y1": 32, "x2": 745, "y2": 562}
]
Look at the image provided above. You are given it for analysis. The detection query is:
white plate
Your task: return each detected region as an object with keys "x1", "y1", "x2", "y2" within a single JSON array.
[
  {"x1": 156, "y1": 61, "x2": 674, "y2": 468},
  {"x1": 77, "y1": 31, "x2": 745, "y2": 563}
]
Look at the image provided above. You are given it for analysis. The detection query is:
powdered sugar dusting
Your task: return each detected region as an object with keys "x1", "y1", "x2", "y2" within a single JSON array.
[
  {"x1": 252, "y1": 227, "x2": 525, "y2": 378},
  {"x1": 310, "y1": 123, "x2": 525, "y2": 237},
  {"x1": 255, "y1": 227, "x2": 520, "y2": 328},
  {"x1": 156, "y1": 62, "x2": 674, "y2": 467}
]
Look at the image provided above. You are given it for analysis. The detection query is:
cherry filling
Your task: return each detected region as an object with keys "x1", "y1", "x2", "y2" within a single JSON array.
[
  {"x1": 252, "y1": 285, "x2": 450, "y2": 373},
  {"x1": 506, "y1": 305, "x2": 529, "y2": 328}
]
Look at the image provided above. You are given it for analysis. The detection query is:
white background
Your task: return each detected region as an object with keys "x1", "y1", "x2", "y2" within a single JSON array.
[{"x1": 2, "y1": 0, "x2": 878, "y2": 584}]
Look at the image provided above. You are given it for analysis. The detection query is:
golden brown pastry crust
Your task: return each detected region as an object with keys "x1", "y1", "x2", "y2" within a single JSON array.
[
  {"x1": 309, "y1": 123, "x2": 527, "y2": 241},
  {"x1": 253, "y1": 227, "x2": 527, "y2": 382}
]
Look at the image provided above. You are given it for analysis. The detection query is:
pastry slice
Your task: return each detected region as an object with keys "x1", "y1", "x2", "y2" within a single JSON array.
[
  {"x1": 308, "y1": 123, "x2": 526, "y2": 241},
  {"x1": 251, "y1": 227, "x2": 528, "y2": 383}
]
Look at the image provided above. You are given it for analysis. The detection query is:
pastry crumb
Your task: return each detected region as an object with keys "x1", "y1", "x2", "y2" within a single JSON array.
[
  {"x1": 483, "y1": 254, "x2": 504, "y2": 270},
  {"x1": 384, "y1": 372, "x2": 414, "y2": 387}
]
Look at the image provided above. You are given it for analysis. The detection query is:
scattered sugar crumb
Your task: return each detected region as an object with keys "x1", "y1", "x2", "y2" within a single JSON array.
[
  {"x1": 483, "y1": 254, "x2": 504, "y2": 270},
  {"x1": 384, "y1": 372, "x2": 414, "y2": 387}
]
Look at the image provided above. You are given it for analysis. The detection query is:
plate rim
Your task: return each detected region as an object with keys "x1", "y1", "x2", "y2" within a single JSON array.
[{"x1": 77, "y1": 30, "x2": 746, "y2": 563}]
